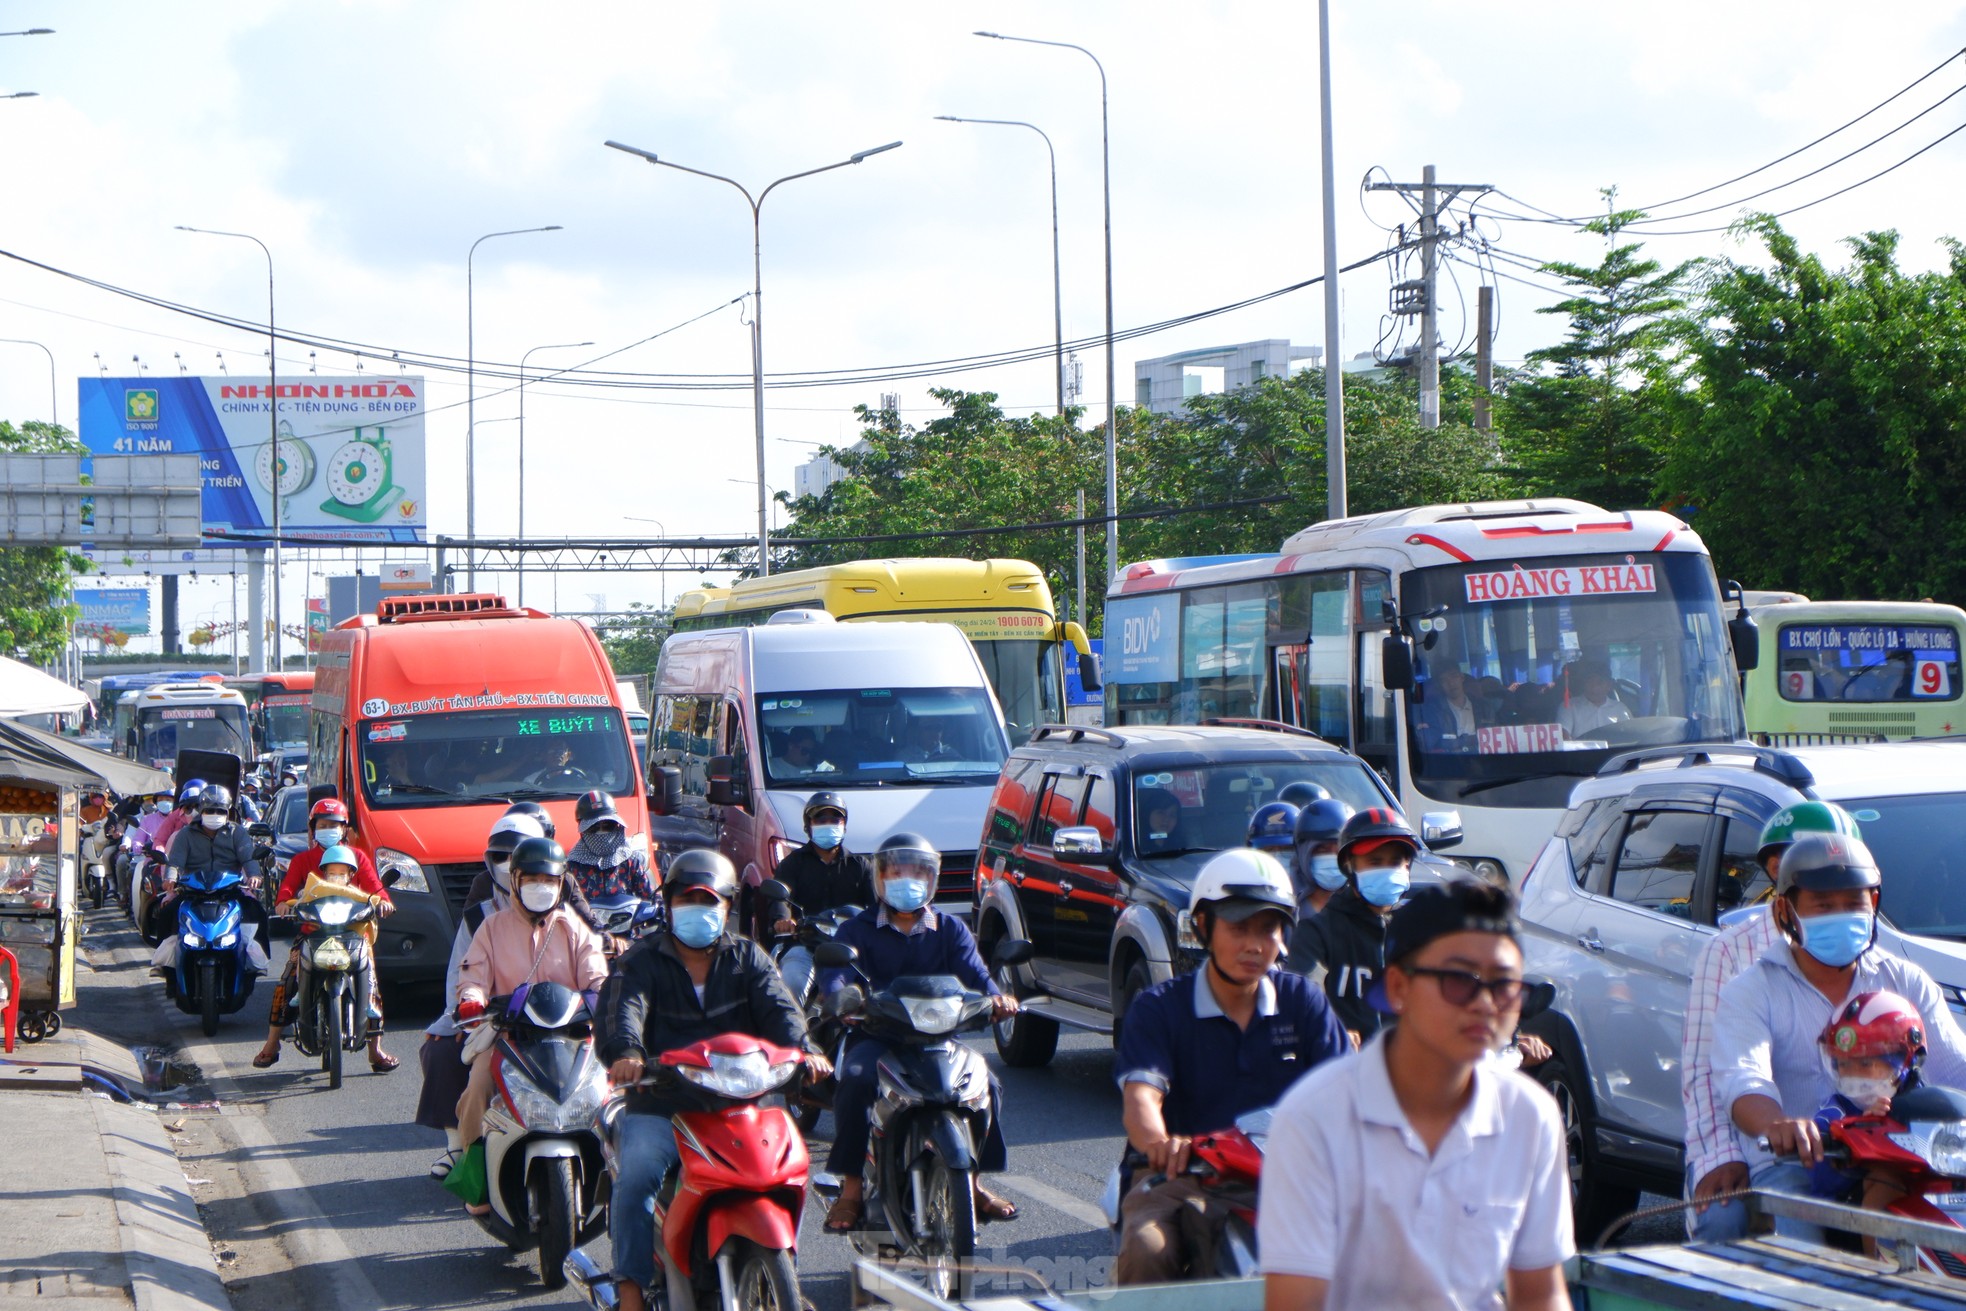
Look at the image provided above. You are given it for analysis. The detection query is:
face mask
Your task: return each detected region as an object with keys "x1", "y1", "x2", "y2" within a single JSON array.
[
  {"x1": 671, "y1": 903, "x2": 726, "y2": 949},
  {"x1": 141, "y1": 802, "x2": 156, "y2": 815},
  {"x1": 810, "y1": 823, "x2": 845, "y2": 851},
  {"x1": 1835, "y1": 1073, "x2": 1899, "y2": 1107},
  {"x1": 1308, "y1": 852, "x2": 1346, "y2": 892},
  {"x1": 200, "y1": 812, "x2": 226, "y2": 831},
  {"x1": 882, "y1": 877, "x2": 931, "y2": 914},
  {"x1": 486, "y1": 854, "x2": 511, "y2": 892},
  {"x1": 518, "y1": 881, "x2": 560, "y2": 914},
  {"x1": 1799, "y1": 909, "x2": 1874, "y2": 968},
  {"x1": 315, "y1": 826, "x2": 344, "y2": 847},
  {"x1": 1355, "y1": 864, "x2": 1410, "y2": 908}
]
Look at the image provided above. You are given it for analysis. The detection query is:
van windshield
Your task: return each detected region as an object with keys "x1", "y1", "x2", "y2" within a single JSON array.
[
  {"x1": 757, "y1": 686, "x2": 1007, "y2": 787},
  {"x1": 359, "y1": 708, "x2": 635, "y2": 808}
]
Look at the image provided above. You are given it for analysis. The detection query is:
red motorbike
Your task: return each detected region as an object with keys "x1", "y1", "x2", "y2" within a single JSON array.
[
  {"x1": 1104, "y1": 1107, "x2": 1269, "y2": 1278},
  {"x1": 569, "y1": 1033, "x2": 810, "y2": 1311}
]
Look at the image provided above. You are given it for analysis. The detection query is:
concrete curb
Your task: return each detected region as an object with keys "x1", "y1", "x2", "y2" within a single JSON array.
[{"x1": 92, "y1": 1091, "x2": 231, "y2": 1311}]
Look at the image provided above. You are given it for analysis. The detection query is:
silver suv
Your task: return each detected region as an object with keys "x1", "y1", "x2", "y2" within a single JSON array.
[{"x1": 1517, "y1": 741, "x2": 1966, "y2": 1236}]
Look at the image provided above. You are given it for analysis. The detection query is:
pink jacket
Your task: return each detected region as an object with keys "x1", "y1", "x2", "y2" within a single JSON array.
[{"x1": 458, "y1": 904, "x2": 608, "y2": 1007}]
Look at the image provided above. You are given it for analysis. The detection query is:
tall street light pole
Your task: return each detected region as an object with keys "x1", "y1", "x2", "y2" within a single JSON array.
[
  {"x1": 467, "y1": 225, "x2": 561, "y2": 591},
  {"x1": 0, "y1": 338, "x2": 57, "y2": 427},
  {"x1": 605, "y1": 137, "x2": 902, "y2": 578},
  {"x1": 176, "y1": 225, "x2": 281, "y2": 671},
  {"x1": 1317, "y1": 0, "x2": 1347, "y2": 519},
  {"x1": 517, "y1": 339, "x2": 591, "y2": 610},
  {"x1": 976, "y1": 31, "x2": 1116, "y2": 579},
  {"x1": 935, "y1": 116, "x2": 1064, "y2": 417}
]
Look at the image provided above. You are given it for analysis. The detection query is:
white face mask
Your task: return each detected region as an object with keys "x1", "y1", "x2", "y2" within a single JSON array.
[
  {"x1": 517, "y1": 881, "x2": 559, "y2": 914},
  {"x1": 200, "y1": 812, "x2": 226, "y2": 831},
  {"x1": 1835, "y1": 1074, "x2": 1899, "y2": 1108}
]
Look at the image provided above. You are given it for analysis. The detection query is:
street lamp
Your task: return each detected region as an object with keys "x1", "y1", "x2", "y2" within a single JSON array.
[
  {"x1": 517, "y1": 339, "x2": 592, "y2": 609},
  {"x1": 176, "y1": 225, "x2": 281, "y2": 672},
  {"x1": 467, "y1": 225, "x2": 562, "y2": 590},
  {"x1": 0, "y1": 338, "x2": 57, "y2": 426},
  {"x1": 976, "y1": 31, "x2": 1117, "y2": 579},
  {"x1": 605, "y1": 137, "x2": 903, "y2": 578},
  {"x1": 936, "y1": 116, "x2": 1065, "y2": 417}
]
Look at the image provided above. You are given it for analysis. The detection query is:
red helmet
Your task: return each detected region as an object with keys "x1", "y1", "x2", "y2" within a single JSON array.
[
  {"x1": 1820, "y1": 990, "x2": 1926, "y2": 1072},
  {"x1": 309, "y1": 797, "x2": 351, "y2": 826}
]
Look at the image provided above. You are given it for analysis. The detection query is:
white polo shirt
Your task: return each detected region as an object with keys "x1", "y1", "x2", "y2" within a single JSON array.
[{"x1": 1259, "y1": 1031, "x2": 1573, "y2": 1310}]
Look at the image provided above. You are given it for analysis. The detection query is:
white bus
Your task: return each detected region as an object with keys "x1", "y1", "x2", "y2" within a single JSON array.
[{"x1": 1102, "y1": 500, "x2": 1756, "y2": 883}]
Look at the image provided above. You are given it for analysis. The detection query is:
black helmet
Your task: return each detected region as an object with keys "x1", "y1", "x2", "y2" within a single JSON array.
[
  {"x1": 1277, "y1": 782, "x2": 1331, "y2": 809},
  {"x1": 503, "y1": 800, "x2": 557, "y2": 841},
  {"x1": 874, "y1": 831, "x2": 940, "y2": 879},
  {"x1": 1776, "y1": 833, "x2": 1882, "y2": 897},
  {"x1": 803, "y1": 790, "x2": 849, "y2": 827},
  {"x1": 1295, "y1": 798, "x2": 1355, "y2": 846},
  {"x1": 509, "y1": 836, "x2": 566, "y2": 879},
  {"x1": 197, "y1": 783, "x2": 233, "y2": 813},
  {"x1": 665, "y1": 848, "x2": 738, "y2": 900},
  {"x1": 575, "y1": 790, "x2": 621, "y2": 834},
  {"x1": 1337, "y1": 807, "x2": 1420, "y2": 869}
]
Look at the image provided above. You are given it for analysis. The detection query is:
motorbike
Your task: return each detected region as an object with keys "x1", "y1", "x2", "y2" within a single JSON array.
[
  {"x1": 811, "y1": 938, "x2": 1032, "y2": 1299},
  {"x1": 81, "y1": 818, "x2": 116, "y2": 911},
  {"x1": 133, "y1": 845, "x2": 172, "y2": 946},
  {"x1": 567, "y1": 1031, "x2": 809, "y2": 1311},
  {"x1": 462, "y1": 983, "x2": 611, "y2": 1291},
  {"x1": 289, "y1": 879, "x2": 390, "y2": 1090},
  {"x1": 1102, "y1": 1110, "x2": 1269, "y2": 1279},
  {"x1": 588, "y1": 892, "x2": 663, "y2": 948},
  {"x1": 165, "y1": 867, "x2": 260, "y2": 1037},
  {"x1": 759, "y1": 879, "x2": 860, "y2": 1134}
]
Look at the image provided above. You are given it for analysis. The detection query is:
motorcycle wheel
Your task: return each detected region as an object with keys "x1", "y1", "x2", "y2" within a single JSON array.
[
  {"x1": 537, "y1": 1158, "x2": 577, "y2": 1291},
  {"x1": 199, "y1": 960, "x2": 221, "y2": 1038},
  {"x1": 730, "y1": 1237, "x2": 800, "y2": 1311},
  {"x1": 91, "y1": 878, "x2": 104, "y2": 911},
  {"x1": 323, "y1": 996, "x2": 343, "y2": 1090},
  {"x1": 920, "y1": 1160, "x2": 977, "y2": 1301}
]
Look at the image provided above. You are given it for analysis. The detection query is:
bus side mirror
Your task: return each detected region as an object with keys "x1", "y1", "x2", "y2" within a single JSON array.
[
  {"x1": 307, "y1": 782, "x2": 338, "y2": 809},
  {"x1": 1078, "y1": 651, "x2": 1102, "y2": 693},
  {"x1": 1722, "y1": 578, "x2": 1760, "y2": 672},
  {"x1": 1382, "y1": 633, "x2": 1416, "y2": 691},
  {"x1": 706, "y1": 755, "x2": 747, "y2": 809},
  {"x1": 648, "y1": 766, "x2": 683, "y2": 816}
]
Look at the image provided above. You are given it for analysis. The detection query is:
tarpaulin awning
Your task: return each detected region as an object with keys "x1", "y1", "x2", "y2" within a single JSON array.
[
  {"x1": 0, "y1": 718, "x2": 170, "y2": 795},
  {"x1": 0, "y1": 656, "x2": 88, "y2": 718}
]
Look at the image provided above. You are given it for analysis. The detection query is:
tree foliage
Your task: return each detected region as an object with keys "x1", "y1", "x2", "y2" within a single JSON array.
[
  {"x1": 596, "y1": 601, "x2": 668, "y2": 680},
  {"x1": 0, "y1": 420, "x2": 89, "y2": 664}
]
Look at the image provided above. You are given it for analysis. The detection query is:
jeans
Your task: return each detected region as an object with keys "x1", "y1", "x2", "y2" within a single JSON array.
[
  {"x1": 1749, "y1": 1159, "x2": 1823, "y2": 1243},
  {"x1": 826, "y1": 1036, "x2": 1008, "y2": 1178},
  {"x1": 778, "y1": 945, "x2": 814, "y2": 1006},
  {"x1": 1684, "y1": 1164, "x2": 1749, "y2": 1242},
  {"x1": 611, "y1": 1111, "x2": 680, "y2": 1293}
]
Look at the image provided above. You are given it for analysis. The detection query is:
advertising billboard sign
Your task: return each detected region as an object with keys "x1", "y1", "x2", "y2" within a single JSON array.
[
  {"x1": 76, "y1": 376, "x2": 427, "y2": 547},
  {"x1": 74, "y1": 586, "x2": 151, "y2": 635}
]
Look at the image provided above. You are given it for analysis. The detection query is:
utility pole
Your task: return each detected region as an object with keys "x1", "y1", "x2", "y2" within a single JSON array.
[
  {"x1": 1474, "y1": 285, "x2": 1494, "y2": 434},
  {"x1": 1366, "y1": 166, "x2": 1491, "y2": 429}
]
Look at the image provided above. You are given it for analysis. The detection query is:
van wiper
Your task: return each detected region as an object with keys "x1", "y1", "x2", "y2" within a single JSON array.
[{"x1": 380, "y1": 782, "x2": 451, "y2": 797}]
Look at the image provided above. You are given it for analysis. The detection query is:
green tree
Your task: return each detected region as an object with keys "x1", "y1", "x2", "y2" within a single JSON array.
[
  {"x1": 596, "y1": 602, "x2": 669, "y2": 679},
  {"x1": 0, "y1": 420, "x2": 90, "y2": 664},
  {"x1": 1497, "y1": 198, "x2": 1693, "y2": 509}
]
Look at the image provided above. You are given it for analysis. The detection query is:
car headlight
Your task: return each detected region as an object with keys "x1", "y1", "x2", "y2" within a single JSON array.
[
  {"x1": 1893, "y1": 1119, "x2": 1966, "y2": 1175},
  {"x1": 677, "y1": 1049, "x2": 800, "y2": 1099},
  {"x1": 900, "y1": 994, "x2": 966, "y2": 1035},
  {"x1": 769, "y1": 837, "x2": 798, "y2": 869},
  {"x1": 375, "y1": 847, "x2": 429, "y2": 893},
  {"x1": 313, "y1": 937, "x2": 352, "y2": 971},
  {"x1": 1175, "y1": 909, "x2": 1203, "y2": 954}
]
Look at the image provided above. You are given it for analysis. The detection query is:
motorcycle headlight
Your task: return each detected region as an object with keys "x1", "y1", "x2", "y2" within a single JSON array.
[
  {"x1": 181, "y1": 932, "x2": 200, "y2": 948},
  {"x1": 313, "y1": 899, "x2": 354, "y2": 927},
  {"x1": 217, "y1": 931, "x2": 238, "y2": 949},
  {"x1": 1893, "y1": 1119, "x2": 1966, "y2": 1175},
  {"x1": 900, "y1": 994, "x2": 966, "y2": 1036},
  {"x1": 313, "y1": 937, "x2": 352, "y2": 971},
  {"x1": 677, "y1": 1049, "x2": 800, "y2": 1100},
  {"x1": 375, "y1": 847, "x2": 430, "y2": 894}
]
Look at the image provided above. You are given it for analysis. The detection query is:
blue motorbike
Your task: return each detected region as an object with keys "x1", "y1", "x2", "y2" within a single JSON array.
[{"x1": 169, "y1": 868, "x2": 260, "y2": 1037}]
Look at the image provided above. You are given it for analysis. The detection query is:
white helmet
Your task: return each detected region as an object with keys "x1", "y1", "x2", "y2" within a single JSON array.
[
  {"x1": 485, "y1": 812, "x2": 545, "y2": 892},
  {"x1": 1188, "y1": 848, "x2": 1298, "y2": 926}
]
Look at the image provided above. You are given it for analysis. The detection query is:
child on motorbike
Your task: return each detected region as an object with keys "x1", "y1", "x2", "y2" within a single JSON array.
[{"x1": 1810, "y1": 990, "x2": 1928, "y2": 1216}]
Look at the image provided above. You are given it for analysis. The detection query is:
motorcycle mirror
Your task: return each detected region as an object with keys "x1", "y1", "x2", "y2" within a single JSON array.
[
  {"x1": 992, "y1": 937, "x2": 1036, "y2": 968},
  {"x1": 758, "y1": 878, "x2": 791, "y2": 904},
  {"x1": 1519, "y1": 978, "x2": 1555, "y2": 1023},
  {"x1": 813, "y1": 941, "x2": 859, "y2": 970},
  {"x1": 248, "y1": 823, "x2": 274, "y2": 840}
]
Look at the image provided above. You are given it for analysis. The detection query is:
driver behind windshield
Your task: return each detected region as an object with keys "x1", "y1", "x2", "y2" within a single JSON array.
[
  {"x1": 1557, "y1": 657, "x2": 1632, "y2": 740},
  {"x1": 1137, "y1": 788, "x2": 1188, "y2": 855}
]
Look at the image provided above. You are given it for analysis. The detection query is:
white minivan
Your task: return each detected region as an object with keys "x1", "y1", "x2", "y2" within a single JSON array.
[{"x1": 646, "y1": 612, "x2": 1011, "y2": 910}]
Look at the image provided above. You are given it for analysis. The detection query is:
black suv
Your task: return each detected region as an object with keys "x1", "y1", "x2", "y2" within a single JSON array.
[{"x1": 971, "y1": 721, "x2": 1462, "y2": 1067}]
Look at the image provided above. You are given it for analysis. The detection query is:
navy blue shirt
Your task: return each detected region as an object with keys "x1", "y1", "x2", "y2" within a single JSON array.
[
  {"x1": 821, "y1": 905, "x2": 998, "y2": 996},
  {"x1": 1115, "y1": 967, "x2": 1348, "y2": 1137}
]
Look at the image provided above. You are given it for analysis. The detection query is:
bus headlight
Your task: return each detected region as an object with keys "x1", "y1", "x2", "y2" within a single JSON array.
[{"x1": 375, "y1": 847, "x2": 429, "y2": 893}]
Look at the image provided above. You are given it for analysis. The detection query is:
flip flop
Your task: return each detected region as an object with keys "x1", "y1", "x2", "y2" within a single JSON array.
[
  {"x1": 975, "y1": 1187, "x2": 1019, "y2": 1223},
  {"x1": 823, "y1": 1195, "x2": 863, "y2": 1234},
  {"x1": 369, "y1": 1050, "x2": 400, "y2": 1073},
  {"x1": 251, "y1": 1049, "x2": 280, "y2": 1068}
]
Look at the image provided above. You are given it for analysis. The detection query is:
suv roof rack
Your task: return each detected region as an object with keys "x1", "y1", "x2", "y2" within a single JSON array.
[
  {"x1": 1029, "y1": 723, "x2": 1127, "y2": 749},
  {"x1": 1598, "y1": 743, "x2": 1816, "y2": 792},
  {"x1": 1201, "y1": 716, "x2": 1323, "y2": 739}
]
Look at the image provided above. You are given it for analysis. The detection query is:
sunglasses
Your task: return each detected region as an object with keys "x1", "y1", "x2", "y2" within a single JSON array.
[{"x1": 1404, "y1": 966, "x2": 1525, "y2": 1008}]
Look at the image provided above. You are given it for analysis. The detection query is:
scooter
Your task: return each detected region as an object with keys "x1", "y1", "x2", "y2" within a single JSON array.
[
  {"x1": 462, "y1": 983, "x2": 611, "y2": 1291},
  {"x1": 81, "y1": 818, "x2": 115, "y2": 911},
  {"x1": 812, "y1": 938, "x2": 1031, "y2": 1300},
  {"x1": 289, "y1": 884, "x2": 385, "y2": 1090},
  {"x1": 1100, "y1": 1110, "x2": 1269, "y2": 1278},
  {"x1": 566, "y1": 1031, "x2": 809, "y2": 1311},
  {"x1": 165, "y1": 867, "x2": 260, "y2": 1037},
  {"x1": 133, "y1": 846, "x2": 172, "y2": 946},
  {"x1": 760, "y1": 881, "x2": 860, "y2": 1134}
]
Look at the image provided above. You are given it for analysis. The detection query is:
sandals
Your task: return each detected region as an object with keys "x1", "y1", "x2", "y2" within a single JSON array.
[
  {"x1": 369, "y1": 1049, "x2": 400, "y2": 1073},
  {"x1": 251, "y1": 1048, "x2": 280, "y2": 1068},
  {"x1": 824, "y1": 1194, "x2": 864, "y2": 1233},
  {"x1": 975, "y1": 1186, "x2": 1019, "y2": 1223},
  {"x1": 429, "y1": 1150, "x2": 462, "y2": 1181}
]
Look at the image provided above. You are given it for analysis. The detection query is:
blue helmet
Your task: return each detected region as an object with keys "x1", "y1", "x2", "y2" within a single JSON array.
[
  {"x1": 1294, "y1": 798, "x2": 1354, "y2": 846},
  {"x1": 177, "y1": 778, "x2": 208, "y2": 808},
  {"x1": 1247, "y1": 802, "x2": 1299, "y2": 851}
]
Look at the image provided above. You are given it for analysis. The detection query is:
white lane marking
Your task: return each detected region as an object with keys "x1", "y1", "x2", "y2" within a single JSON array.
[{"x1": 994, "y1": 1173, "x2": 1111, "y2": 1230}]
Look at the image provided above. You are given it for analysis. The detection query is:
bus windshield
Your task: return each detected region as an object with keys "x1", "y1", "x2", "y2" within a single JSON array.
[
  {"x1": 258, "y1": 694, "x2": 310, "y2": 752},
  {"x1": 757, "y1": 686, "x2": 1008, "y2": 787},
  {"x1": 1403, "y1": 551, "x2": 1743, "y2": 807},
  {"x1": 969, "y1": 638, "x2": 1064, "y2": 745},
  {"x1": 1775, "y1": 621, "x2": 1962, "y2": 704},
  {"x1": 135, "y1": 704, "x2": 252, "y2": 762},
  {"x1": 360, "y1": 708, "x2": 636, "y2": 808}
]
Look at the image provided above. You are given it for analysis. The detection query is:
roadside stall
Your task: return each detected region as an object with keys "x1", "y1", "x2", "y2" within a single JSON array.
[{"x1": 0, "y1": 718, "x2": 167, "y2": 1041}]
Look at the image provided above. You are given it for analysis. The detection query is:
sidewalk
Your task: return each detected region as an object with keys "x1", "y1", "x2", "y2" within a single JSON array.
[{"x1": 0, "y1": 1030, "x2": 229, "y2": 1311}]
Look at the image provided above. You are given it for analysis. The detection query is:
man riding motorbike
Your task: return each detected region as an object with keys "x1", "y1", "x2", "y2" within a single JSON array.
[
  {"x1": 818, "y1": 832, "x2": 1020, "y2": 1234},
  {"x1": 760, "y1": 790, "x2": 874, "y2": 996},
  {"x1": 1288, "y1": 799, "x2": 1353, "y2": 920},
  {"x1": 1114, "y1": 848, "x2": 1348, "y2": 1283},
  {"x1": 596, "y1": 848, "x2": 826, "y2": 1311},
  {"x1": 155, "y1": 783, "x2": 269, "y2": 955},
  {"x1": 565, "y1": 790, "x2": 658, "y2": 910},
  {"x1": 1286, "y1": 808, "x2": 1418, "y2": 1040}
]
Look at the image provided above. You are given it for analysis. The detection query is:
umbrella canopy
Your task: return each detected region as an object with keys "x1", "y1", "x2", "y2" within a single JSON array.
[
  {"x1": 0, "y1": 655, "x2": 87, "y2": 718},
  {"x1": 0, "y1": 719, "x2": 170, "y2": 796}
]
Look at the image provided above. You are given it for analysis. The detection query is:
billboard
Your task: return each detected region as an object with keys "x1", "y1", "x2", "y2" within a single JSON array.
[
  {"x1": 74, "y1": 586, "x2": 151, "y2": 635},
  {"x1": 76, "y1": 376, "x2": 427, "y2": 546}
]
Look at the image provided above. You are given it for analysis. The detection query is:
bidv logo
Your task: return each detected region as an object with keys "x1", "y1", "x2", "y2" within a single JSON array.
[
  {"x1": 1121, "y1": 606, "x2": 1164, "y2": 657},
  {"x1": 360, "y1": 696, "x2": 390, "y2": 717}
]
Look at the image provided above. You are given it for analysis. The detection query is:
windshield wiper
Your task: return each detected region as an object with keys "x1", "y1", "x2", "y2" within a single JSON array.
[
  {"x1": 379, "y1": 782, "x2": 452, "y2": 797},
  {"x1": 1140, "y1": 846, "x2": 1211, "y2": 858}
]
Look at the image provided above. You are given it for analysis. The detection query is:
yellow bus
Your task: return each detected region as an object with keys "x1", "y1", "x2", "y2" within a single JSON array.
[
  {"x1": 1745, "y1": 599, "x2": 1966, "y2": 743},
  {"x1": 670, "y1": 558, "x2": 1096, "y2": 743}
]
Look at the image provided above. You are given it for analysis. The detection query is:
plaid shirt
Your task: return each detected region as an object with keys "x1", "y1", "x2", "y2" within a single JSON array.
[{"x1": 1680, "y1": 908, "x2": 1782, "y2": 1186}]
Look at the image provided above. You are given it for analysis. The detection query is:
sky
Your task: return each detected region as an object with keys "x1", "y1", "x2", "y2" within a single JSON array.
[{"x1": 10, "y1": 0, "x2": 1966, "y2": 651}]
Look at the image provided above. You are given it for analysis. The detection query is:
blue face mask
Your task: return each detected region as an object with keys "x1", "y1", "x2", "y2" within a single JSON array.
[
  {"x1": 1307, "y1": 852, "x2": 1346, "y2": 892},
  {"x1": 810, "y1": 823, "x2": 845, "y2": 851},
  {"x1": 671, "y1": 903, "x2": 726, "y2": 949},
  {"x1": 1355, "y1": 863, "x2": 1410, "y2": 908},
  {"x1": 882, "y1": 877, "x2": 931, "y2": 914},
  {"x1": 1799, "y1": 909, "x2": 1874, "y2": 968}
]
